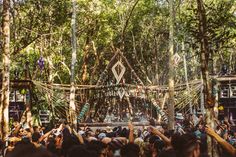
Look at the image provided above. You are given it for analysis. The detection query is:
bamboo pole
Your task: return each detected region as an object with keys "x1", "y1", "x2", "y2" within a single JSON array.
[
  {"x1": 183, "y1": 54, "x2": 192, "y2": 114},
  {"x1": 69, "y1": 0, "x2": 77, "y2": 129},
  {"x1": 168, "y1": 0, "x2": 175, "y2": 130}
]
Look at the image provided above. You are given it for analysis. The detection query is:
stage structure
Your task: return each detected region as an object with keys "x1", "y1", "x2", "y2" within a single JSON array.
[
  {"x1": 33, "y1": 50, "x2": 202, "y2": 125},
  {"x1": 2, "y1": 51, "x2": 234, "y2": 126}
]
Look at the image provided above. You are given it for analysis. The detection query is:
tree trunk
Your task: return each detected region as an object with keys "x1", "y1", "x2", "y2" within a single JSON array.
[
  {"x1": 81, "y1": 44, "x2": 89, "y2": 84},
  {"x1": 69, "y1": 0, "x2": 77, "y2": 129},
  {"x1": 90, "y1": 41, "x2": 100, "y2": 85},
  {"x1": 47, "y1": 55, "x2": 55, "y2": 124},
  {"x1": 0, "y1": 0, "x2": 11, "y2": 141},
  {"x1": 168, "y1": 0, "x2": 175, "y2": 130},
  {"x1": 196, "y1": 0, "x2": 218, "y2": 156},
  {"x1": 47, "y1": 10, "x2": 55, "y2": 124}
]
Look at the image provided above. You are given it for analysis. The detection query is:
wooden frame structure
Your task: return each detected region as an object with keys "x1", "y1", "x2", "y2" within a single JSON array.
[
  {"x1": 33, "y1": 50, "x2": 203, "y2": 124},
  {"x1": 0, "y1": 62, "x2": 33, "y2": 121},
  {"x1": 216, "y1": 74, "x2": 236, "y2": 123}
]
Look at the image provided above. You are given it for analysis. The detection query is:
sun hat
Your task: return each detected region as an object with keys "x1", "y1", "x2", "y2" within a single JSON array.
[
  {"x1": 106, "y1": 126, "x2": 113, "y2": 133},
  {"x1": 98, "y1": 133, "x2": 106, "y2": 140},
  {"x1": 176, "y1": 113, "x2": 184, "y2": 120}
]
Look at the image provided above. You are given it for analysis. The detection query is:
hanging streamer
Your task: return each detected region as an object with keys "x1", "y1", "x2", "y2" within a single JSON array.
[
  {"x1": 151, "y1": 98, "x2": 168, "y2": 124},
  {"x1": 77, "y1": 103, "x2": 90, "y2": 122}
]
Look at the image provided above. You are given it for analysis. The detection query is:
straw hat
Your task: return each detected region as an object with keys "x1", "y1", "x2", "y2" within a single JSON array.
[
  {"x1": 106, "y1": 126, "x2": 112, "y2": 133},
  {"x1": 176, "y1": 113, "x2": 184, "y2": 120}
]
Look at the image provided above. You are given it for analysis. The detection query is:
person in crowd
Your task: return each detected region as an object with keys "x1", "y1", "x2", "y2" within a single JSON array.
[
  {"x1": 175, "y1": 113, "x2": 185, "y2": 135},
  {"x1": 172, "y1": 133, "x2": 200, "y2": 157},
  {"x1": 1, "y1": 113, "x2": 236, "y2": 157},
  {"x1": 206, "y1": 125, "x2": 236, "y2": 157},
  {"x1": 6, "y1": 141, "x2": 52, "y2": 157},
  {"x1": 68, "y1": 145, "x2": 94, "y2": 157},
  {"x1": 0, "y1": 140, "x2": 4, "y2": 157},
  {"x1": 120, "y1": 143, "x2": 140, "y2": 157}
]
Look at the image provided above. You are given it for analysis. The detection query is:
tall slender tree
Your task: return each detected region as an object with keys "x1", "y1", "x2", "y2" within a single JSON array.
[
  {"x1": 0, "y1": 0, "x2": 11, "y2": 140},
  {"x1": 196, "y1": 0, "x2": 218, "y2": 156},
  {"x1": 168, "y1": 0, "x2": 175, "y2": 130},
  {"x1": 69, "y1": 0, "x2": 77, "y2": 129}
]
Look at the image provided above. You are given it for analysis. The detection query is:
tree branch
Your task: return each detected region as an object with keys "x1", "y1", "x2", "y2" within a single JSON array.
[
  {"x1": 121, "y1": 0, "x2": 140, "y2": 49},
  {"x1": 11, "y1": 35, "x2": 40, "y2": 55}
]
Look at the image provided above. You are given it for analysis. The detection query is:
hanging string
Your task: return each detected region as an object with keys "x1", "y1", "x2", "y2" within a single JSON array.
[
  {"x1": 33, "y1": 74, "x2": 203, "y2": 123},
  {"x1": 34, "y1": 80, "x2": 202, "y2": 108}
]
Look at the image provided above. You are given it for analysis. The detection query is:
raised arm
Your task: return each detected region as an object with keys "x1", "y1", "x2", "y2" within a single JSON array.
[
  {"x1": 206, "y1": 126, "x2": 236, "y2": 157},
  {"x1": 72, "y1": 129, "x2": 84, "y2": 144},
  {"x1": 12, "y1": 123, "x2": 22, "y2": 136},
  {"x1": 149, "y1": 126, "x2": 171, "y2": 146},
  {"x1": 128, "y1": 122, "x2": 134, "y2": 143},
  {"x1": 39, "y1": 129, "x2": 55, "y2": 142}
]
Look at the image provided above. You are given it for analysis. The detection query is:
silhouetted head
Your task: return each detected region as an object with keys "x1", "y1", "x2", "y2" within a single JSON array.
[
  {"x1": 68, "y1": 145, "x2": 94, "y2": 157},
  {"x1": 172, "y1": 133, "x2": 200, "y2": 157},
  {"x1": 6, "y1": 142, "x2": 52, "y2": 157},
  {"x1": 120, "y1": 143, "x2": 140, "y2": 157},
  {"x1": 32, "y1": 132, "x2": 41, "y2": 143}
]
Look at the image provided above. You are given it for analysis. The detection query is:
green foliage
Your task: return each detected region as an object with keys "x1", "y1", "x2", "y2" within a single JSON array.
[
  {"x1": 1, "y1": 0, "x2": 236, "y2": 115},
  {"x1": 180, "y1": 0, "x2": 236, "y2": 61}
]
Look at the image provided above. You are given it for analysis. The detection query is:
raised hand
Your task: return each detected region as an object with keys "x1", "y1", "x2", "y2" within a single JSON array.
[
  {"x1": 128, "y1": 121, "x2": 134, "y2": 131},
  {"x1": 149, "y1": 126, "x2": 161, "y2": 136},
  {"x1": 205, "y1": 125, "x2": 218, "y2": 137}
]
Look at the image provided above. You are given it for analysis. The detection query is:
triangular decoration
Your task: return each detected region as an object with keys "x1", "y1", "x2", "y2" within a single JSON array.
[
  {"x1": 112, "y1": 61, "x2": 126, "y2": 84},
  {"x1": 118, "y1": 87, "x2": 126, "y2": 99},
  {"x1": 96, "y1": 50, "x2": 144, "y2": 86}
]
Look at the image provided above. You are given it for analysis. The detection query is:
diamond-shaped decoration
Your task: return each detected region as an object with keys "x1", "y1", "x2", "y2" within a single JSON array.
[
  {"x1": 118, "y1": 87, "x2": 126, "y2": 99},
  {"x1": 173, "y1": 53, "x2": 181, "y2": 66},
  {"x1": 112, "y1": 61, "x2": 126, "y2": 84}
]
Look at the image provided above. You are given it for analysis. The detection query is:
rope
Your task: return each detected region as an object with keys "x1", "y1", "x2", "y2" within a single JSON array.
[
  {"x1": 175, "y1": 83, "x2": 202, "y2": 108},
  {"x1": 175, "y1": 84, "x2": 202, "y2": 110},
  {"x1": 32, "y1": 79, "x2": 202, "y2": 92},
  {"x1": 32, "y1": 78, "x2": 203, "y2": 123}
]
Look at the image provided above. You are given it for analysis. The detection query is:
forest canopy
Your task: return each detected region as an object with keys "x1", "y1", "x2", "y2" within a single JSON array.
[{"x1": 0, "y1": 0, "x2": 235, "y2": 85}]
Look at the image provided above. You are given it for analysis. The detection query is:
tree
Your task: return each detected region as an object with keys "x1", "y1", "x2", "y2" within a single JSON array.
[
  {"x1": 69, "y1": 0, "x2": 77, "y2": 129},
  {"x1": 0, "y1": 0, "x2": 10, "y2": 140},
  {"x1": 196, "y1": 0, "x2": 217, "y2": 156},
  {"x1": 168, "y1": 0, "x2": 175, "y2": 130}
]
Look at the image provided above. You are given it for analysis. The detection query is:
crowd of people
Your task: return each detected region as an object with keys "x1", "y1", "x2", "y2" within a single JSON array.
[{"x1": 0, "y1": 113, "x2": 236, "y2": 157}]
